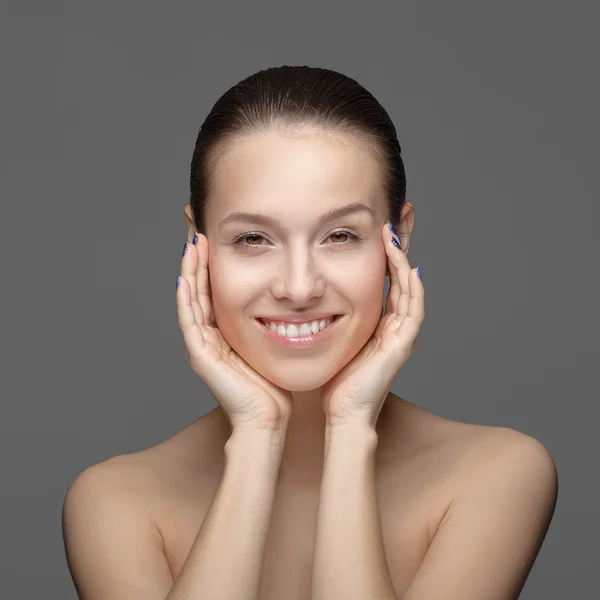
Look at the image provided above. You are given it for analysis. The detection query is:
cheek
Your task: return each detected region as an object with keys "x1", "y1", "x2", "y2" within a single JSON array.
[
  {"x1": 352, "y1": 251, "x2": 387, "y2": 298},
  {"x1": 356, "y1": 274, "x2": 386, "y2": 325},
  {"x1": 207, "y1": 258, "x2": 254, "y2": 319},
  {"x1": 355, "y1": 255, "x2": 387, "y2": 320}
]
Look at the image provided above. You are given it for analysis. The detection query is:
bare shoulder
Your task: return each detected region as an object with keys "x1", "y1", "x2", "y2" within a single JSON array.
[
  {"x1": 67, "y1": 451, "x2": 165, "y2": 533},
  {"x1": 64, "y1": 415, "x2": 212, "y2": 536},
  {"x1": 62, "y1": 453, "x2": 177, "y2": 600},
  {"x1": 447, "y1": 419, "x2": 558, "y2": 493},
  {"x1": 103, "y1": 412, "x2": 230, "y2": 520},
  {"x1": 381, "y1": 398, "x2": 557, "y2": 599},
  {"x1": 395, "y1": 397, "x2": 555, "y2": 502}
]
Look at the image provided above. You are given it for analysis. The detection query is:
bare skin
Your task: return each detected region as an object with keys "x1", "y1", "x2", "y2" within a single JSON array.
[{"x1": 105, "y1": 392, "x2": 510, "y2": 600}]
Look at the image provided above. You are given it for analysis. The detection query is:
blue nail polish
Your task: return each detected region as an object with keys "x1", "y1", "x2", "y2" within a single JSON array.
[
  {"x1": 416, "y1": 266, "x2": 422, "y2": 281},
  {"x1": 182, "y1": 241, "x2": 188, "y2": 257},
  {"x1": 176, "y1": 274, "x2": 180, "y2": 289},
  {"x1": 192, "y1": 233, "x2": 198, "y2": 245},
  {"x1": 391, "y1": 236, "x2": 401, "y2": 250},
  {"x1": 387, "y1": 220, "x2": 399, "y2": 237}
]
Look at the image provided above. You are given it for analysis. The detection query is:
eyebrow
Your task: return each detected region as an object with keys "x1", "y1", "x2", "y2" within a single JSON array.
[{"x1": 219, "y1": 202, "x2": 376, "y2": 230}]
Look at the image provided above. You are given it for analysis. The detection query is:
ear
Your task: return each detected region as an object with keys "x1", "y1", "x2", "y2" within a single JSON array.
[
  {"x1": 385, "y1": 201, "x2": 415, "y2": 277},
  {"x1": 397, "y1": 201, "x2": 415, "y2": 252},
  {"x1": 183, "y1": 205, "x2": 197, "y2": 240}
]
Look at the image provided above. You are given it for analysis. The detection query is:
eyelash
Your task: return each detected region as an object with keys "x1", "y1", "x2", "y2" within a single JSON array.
[{"x1": 231, "y1": 228, "x2": 364, "y2": 251}]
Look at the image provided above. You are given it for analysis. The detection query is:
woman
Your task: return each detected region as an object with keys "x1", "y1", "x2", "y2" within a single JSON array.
[{"x1": 62, "y1": 65, "x2": 558, "y2": 600}]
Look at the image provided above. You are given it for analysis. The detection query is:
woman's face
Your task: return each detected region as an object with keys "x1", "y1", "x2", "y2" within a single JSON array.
[{"x1": 203, "y1": 129, "x2": 389, "y2": 392}]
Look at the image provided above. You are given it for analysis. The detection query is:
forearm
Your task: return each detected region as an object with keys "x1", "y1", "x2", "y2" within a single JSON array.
[
  {"x1": 166, "y1": 429, "x2": 285, "y2": 600},
  {"x1": 310, "y1": 424, "x2": 398, "y2": 600}
]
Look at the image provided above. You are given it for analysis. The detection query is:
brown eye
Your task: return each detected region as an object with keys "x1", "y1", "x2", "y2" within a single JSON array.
[
  {"x1": 327, "y1": 229, "x2": 362, "y2": 245},
  {"x1": 244, "y1": 234, "x2": 264, "y2": 245},
  {"x1": 233, "y1": 228, "x2": 362, "y2": 251},
  {"x1": 233, "y1": 233, "x2": 268, "y2": 248},
  {"x1": 329, "y1": 232, "x2": 349, "y2": 243}
]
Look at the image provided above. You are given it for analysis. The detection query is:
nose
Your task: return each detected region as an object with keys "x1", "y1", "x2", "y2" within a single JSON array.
[{"x1": 271, "y1": 246, "x2": 325, "y2": 304}]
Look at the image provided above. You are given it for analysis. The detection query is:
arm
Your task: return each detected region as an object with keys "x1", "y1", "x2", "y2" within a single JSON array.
[
  {"x1": 398, "y1": 432, "x2": 558, "y2": 600},
  {"x1": 310, "y1": 427, "x2": 558, "y2": 600},
  {"x1": 62, "y1": 431, "x2": 283, "y2": 600},
  {"x1": 62, "y1": 461, "x2": 178, "y2": 600},
  {"x1": 166, "y1": 429, "x2": 286, "y2": 600},
  {"x1": 310, "y1": 423, "x2": 398, "y2": 600},
  {"x1": 63, "y1": 429, "x2": 285, "y2": 600}
]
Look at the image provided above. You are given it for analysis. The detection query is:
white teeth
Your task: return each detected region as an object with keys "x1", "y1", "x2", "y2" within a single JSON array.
[{"x1": 262, "y1": 317, "x2": 335, "y2": 338}]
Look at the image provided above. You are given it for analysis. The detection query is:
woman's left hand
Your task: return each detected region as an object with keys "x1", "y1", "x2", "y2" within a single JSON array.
[{"x1": 322, "y1": 221, "x2": 425, "y2": 429}]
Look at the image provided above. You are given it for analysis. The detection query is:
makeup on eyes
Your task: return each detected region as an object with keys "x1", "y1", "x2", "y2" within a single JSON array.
[{"x1": 231, "y1": 228, "x2": 364, "y2": 250}]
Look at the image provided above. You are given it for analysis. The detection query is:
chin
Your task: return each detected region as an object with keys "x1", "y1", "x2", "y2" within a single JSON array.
[{"x1": 251, "y1": 362, "x2": 337, "y2": 392}]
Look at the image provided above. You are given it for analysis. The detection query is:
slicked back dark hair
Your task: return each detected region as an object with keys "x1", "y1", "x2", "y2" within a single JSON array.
[{"x1": 189, "y1": 65, "x2": 408, "y2": 235}]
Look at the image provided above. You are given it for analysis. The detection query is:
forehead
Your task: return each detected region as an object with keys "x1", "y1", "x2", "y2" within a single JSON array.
[{"x1": 206, "y1": 131, "x2": 385, "y2": 219}]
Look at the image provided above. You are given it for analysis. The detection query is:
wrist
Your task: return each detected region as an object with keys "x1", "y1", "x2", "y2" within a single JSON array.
[
  {"x1": 325, "y1": 420, "x2": 379, "y2": 449},
  {"x1": 226, "y1": 425, "x2": 287, "y2": 453}
]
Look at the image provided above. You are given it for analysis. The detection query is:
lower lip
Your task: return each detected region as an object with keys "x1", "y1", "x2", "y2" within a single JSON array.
[{"x1": 255, "y1": 315, "x2": 344, "y2": 348}]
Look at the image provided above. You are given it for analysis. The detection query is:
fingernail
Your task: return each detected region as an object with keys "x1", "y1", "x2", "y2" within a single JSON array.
[
  {"x1": 387, "y1": 220, "x2": 399, "y2": 237},
  {"x1": 176, "y1": 274, "x2": 180, "y2": 290},
  {"x1": 391, "y1": 236, "x2": 402, "y2": 250},
  {"x1": 192, "y1": 233, "x2": 198, "y2": 245},
  {"x1": 416, "y1": 266, "x2": 422, "y2": 281},
  {"x1": 182, "y1": 241, "x2": 188, "y2": 257}
]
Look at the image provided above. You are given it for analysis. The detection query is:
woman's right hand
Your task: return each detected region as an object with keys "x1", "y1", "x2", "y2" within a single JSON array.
[{"x1": 176, "y1": 233, "x2": 293, "y2": 435}]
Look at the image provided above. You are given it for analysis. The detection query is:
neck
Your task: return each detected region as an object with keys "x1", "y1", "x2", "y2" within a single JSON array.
[
  {"x1": 214, "y1": 391, "x2": 394, "y2": 490},
  {"x1": 279, "y1": 389, "x2": 394, "y2": 490},
  {"x1": 278, "y1": 390, "x2": 329, "y2": 489}
]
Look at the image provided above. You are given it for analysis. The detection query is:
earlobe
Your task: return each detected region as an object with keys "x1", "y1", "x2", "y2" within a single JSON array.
[{"x1": 184, "y1": 205, "x2": 199, "y2": 239}]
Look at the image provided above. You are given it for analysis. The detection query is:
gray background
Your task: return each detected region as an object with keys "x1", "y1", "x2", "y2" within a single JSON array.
[{"x1": 1, "y1": 0, "x2": 597, "y2": 598}]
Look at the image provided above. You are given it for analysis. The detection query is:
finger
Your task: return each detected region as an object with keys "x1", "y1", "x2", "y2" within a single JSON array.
[
  {"x1": 193, "y1": 233, "x2": 215, "y2": 327},
  {"x1": 180, "y1": 237, "x2": 203, "y2": 327},
  {"x1": 181, "y1": 234, "x2": 211, "y2": 327},
  {"x1": 175, "y1": 274, "x2": 207, "y2": 357},
  {"x1": 394, "y1": 268, "x2": 425, "y2": 344},
  {"x1": 383, "y1": 223, "x2": 400, "y2": 314},
  {"x1": 382, "y1": 223, "x2": 411, "y2": 316}
]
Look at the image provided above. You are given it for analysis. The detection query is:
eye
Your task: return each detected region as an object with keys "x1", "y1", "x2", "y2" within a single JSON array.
[
  {"x1": 231, "y1": 228, "x2": 363, "y2": 251},
  {"x1": 233, "y1": 233, "x2": 269, "y2": 248},
  {"x1": 326, "y1": 228, "x2": 364, "y2": 245},
  {"x1": 327, "y1": 230, "x2": 357, "y2": 244}
]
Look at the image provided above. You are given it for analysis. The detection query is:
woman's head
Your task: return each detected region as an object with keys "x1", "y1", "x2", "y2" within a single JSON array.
[
  {"x1": 184, "y1": 65, "x2": 414, "y2": 392},
  {"x1": 189, "y1": 65, "x2": 409, "y2": 235}
]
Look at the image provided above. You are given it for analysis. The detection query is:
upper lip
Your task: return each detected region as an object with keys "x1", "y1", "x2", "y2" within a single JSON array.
[{"x1": 257, "y1": 313, "x2": 341, "y2": 323}]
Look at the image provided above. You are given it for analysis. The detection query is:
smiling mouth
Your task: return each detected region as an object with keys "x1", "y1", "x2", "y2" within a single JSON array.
[{"x1": 256, "y1": 314, "x2": 342, "y2": 337}]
